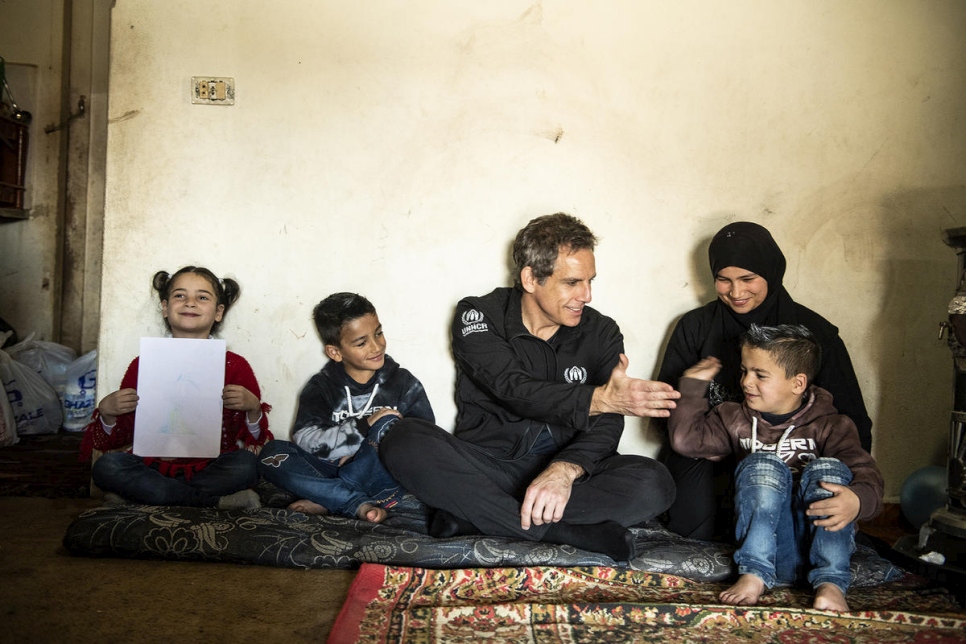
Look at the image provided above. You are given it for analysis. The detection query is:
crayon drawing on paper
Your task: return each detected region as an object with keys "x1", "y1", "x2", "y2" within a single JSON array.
[{"x1": 133, "y1": 337, "x2": 226, "y2": 458}]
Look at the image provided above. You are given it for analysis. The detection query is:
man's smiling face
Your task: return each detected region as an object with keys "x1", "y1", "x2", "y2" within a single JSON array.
[{"x1": 522, "y1": 246, "x2": 595, "y2": 338}]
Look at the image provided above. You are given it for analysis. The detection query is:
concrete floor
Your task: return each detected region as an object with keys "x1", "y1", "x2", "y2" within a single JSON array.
[{"x1": 0, "y1": 496, "x2": 357, "y2": 643}]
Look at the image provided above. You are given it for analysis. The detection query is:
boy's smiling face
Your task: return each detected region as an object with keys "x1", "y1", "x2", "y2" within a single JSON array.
[
  {"x1": 325, "y1": 313, "x2": 387, "y2": 384},
  {"x1": 740, "y1": 345, "x2": 807, "y2": 415}
]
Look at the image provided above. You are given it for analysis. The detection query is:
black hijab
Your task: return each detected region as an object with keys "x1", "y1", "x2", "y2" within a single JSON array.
[
  {"x1": 705, "y1": 222, "x2": 798, "y2": 399},
  {"x1": 709, "y1": 222, "x2": 785, "y2": 293}
]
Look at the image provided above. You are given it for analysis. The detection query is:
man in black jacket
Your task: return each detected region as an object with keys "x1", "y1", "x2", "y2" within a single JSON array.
[{"x1": 382, "y1": 213, "x2": 679, "y2": 561}]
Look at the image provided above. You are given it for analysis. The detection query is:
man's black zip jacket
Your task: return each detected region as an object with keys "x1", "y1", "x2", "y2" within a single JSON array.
[{"x1": 451, "y1": 286, "x2": 625, "y2": 477}]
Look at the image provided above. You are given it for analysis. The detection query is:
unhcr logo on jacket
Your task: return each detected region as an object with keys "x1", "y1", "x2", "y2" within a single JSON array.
[
  {"x1": 461, "y1": 309, "x2": 488, "y2": 336},
  {"x1": 563, "y1": 366, "x2": 587, "y2": 384}
]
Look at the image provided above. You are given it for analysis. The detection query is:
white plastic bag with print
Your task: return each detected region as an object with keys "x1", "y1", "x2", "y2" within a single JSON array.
[
  {"x1": 0, "y1": 375, "x2": 16, "y2": 447},
  {"x1": 62, "y1": 349, "x2": 97, "y2": 431},
  {"x1": 5, "y1": 333, "x2": 77, "y2": 398},
  {"x1": 0, "y1": 334, "x2": 64, "y2": 435}
]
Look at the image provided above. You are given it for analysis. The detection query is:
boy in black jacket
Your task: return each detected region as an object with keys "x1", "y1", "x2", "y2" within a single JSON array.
[{"x1": 258, "y1": 293, "x2": 434, "y2": 523}]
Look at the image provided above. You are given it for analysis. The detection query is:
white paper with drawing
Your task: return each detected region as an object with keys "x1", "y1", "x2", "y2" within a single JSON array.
[{"x1": 132, "y1": 337, "x2": 226, "y2": 458}]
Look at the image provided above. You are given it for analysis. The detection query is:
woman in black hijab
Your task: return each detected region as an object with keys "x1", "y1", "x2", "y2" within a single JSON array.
[{"x1": 658, "y1": 221, "x2": 872, "y2": 540}]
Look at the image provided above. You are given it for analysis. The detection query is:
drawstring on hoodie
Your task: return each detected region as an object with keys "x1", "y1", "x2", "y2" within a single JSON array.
[
  {"x1": 750, "y1": 416, "x2": 796, "y2": 456},
  {"x1": 345, "y1": 383, "x2": 379, "y2": 418}
]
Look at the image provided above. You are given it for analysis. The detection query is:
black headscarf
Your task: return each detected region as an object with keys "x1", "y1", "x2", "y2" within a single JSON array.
[
  {"x1": 660, "y1": 221, "x2": 873, "y2": 535},
  {"x1": 709, "y1": 222, "x2": 786, "y2": 289},
  {"x1": 705, "y1": 222, "x2": 798, "y2": 400}
]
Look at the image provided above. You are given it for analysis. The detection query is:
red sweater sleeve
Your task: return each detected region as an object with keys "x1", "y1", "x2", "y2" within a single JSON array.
[{"x1": 223, "y1": 351, "x2": 273, "y2": 450}]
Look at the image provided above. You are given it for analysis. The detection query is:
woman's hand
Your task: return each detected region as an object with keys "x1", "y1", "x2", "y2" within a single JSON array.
[
  {"x1": 223, "y1": 385, "x2": 261, "y2": 423},
  {"x1": 97, "y1": 388, "x2": 139, "y2": 425},
  {"x1": 806, "y1": 483, "x2": 861, "y2": 532}
]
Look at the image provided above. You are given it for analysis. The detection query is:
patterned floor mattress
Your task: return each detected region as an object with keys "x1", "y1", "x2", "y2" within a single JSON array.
[{"x1": 62, "y1": 484, "x2": 904, "y2": 586}]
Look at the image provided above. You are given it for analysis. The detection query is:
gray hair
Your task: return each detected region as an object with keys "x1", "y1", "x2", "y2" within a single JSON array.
[{"x1": 511, "y1": 213, "x2": 597, "y2": 285}]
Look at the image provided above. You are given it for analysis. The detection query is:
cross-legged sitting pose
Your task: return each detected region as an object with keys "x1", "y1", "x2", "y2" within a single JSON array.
[
  {"x1": 258, "y1": 292, "x2": 434, "y2": 523},
  {"x1": 381, "y1": 213, "x2": 679, "y2": 562},
  {"x1": 81, "y1": 266, "x2": 272, "y2": 509}
]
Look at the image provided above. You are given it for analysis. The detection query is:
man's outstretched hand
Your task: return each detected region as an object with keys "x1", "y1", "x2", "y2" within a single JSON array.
[{"x1": 591, "y1": 353, "x2": 680, "y2": 418}]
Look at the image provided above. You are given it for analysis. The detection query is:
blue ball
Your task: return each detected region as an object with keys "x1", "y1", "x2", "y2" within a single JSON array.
[{"x1": 899, "y1": 465, "x2": 947, "y2": 528}]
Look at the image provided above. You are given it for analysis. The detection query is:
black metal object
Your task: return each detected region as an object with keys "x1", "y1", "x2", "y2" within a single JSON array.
[
  {"x1": 938, "y1": 227, "x2": 966, "y2": 531},
  {"x1": 894, "y1": 227, "x2": 966, "y2": 606}
]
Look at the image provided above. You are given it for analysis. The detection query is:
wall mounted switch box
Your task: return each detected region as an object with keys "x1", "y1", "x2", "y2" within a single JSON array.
[{"x1": 191, "y1": 77, "x2": 235, "y2": 105}]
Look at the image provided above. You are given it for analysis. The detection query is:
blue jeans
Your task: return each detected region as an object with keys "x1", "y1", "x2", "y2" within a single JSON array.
[
  {"x1": 733, "y1": 452, "x2": 855, "y2": 594},
  {"x1": 258, "y1": 415, "x2": 405, "y2": 518},
  {"x1": 91, "y1": 449, "x2": 259, "y2": 507}
]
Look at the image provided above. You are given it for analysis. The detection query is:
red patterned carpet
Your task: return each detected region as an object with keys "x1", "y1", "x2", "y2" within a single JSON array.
[{"x1": 329, "y1": 564, "x2": 966, "y2": 643}]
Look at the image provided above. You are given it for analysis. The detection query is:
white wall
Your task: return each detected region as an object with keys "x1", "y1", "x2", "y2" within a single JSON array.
[{"x1": 99, "y1": 0, "x2": 966, "y2": 499}]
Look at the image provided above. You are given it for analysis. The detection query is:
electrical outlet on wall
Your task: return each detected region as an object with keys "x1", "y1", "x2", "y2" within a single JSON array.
[{"x1": 191, "y1": 77, "x2": 235, "y2": 105}]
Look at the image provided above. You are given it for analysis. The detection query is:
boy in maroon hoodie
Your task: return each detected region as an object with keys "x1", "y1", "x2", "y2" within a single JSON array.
[{"x1": 668, "y1": 323, "x2": 882, "y2": 612}]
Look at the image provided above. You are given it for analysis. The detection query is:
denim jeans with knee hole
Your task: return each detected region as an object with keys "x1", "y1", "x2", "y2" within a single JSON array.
[
  {"x1": 733, "y1": 452, "x2": 855, "y2": 594},
  {"x1": 258, "y1": 415, "x2": 405, "y2": 517}
]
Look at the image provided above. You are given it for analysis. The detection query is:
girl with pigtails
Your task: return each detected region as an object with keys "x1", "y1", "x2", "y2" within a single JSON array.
[{"x1": 80, "y1": 266, "x2": 272, "y2": 509}]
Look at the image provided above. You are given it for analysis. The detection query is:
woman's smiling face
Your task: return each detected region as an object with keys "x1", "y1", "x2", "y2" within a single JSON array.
[{"x1": 714, "y1": 266, "x2": 768, "y2": 314}]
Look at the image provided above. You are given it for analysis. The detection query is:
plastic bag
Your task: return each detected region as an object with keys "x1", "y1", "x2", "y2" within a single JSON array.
[
  {"x1": 5, "y1": 333, "x2": 77, "y2": 398},
  {"x1": 0, "y1": 375, "x2": 17, "y2": 447},
  {"x1": 62, "y1": 349, "x2": 97, "y2": 432},
  {"x1": 0, "y1": 335, "x2": 63, "y2": 435}
]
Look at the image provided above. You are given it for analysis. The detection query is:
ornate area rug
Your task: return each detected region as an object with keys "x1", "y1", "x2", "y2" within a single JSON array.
[{"x1": 328, "y1": 564, "x2": 966, "y2": 643}]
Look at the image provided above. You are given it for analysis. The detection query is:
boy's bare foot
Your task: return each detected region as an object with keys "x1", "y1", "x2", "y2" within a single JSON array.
[
  {"x1": 719, "y1": 574, "x2": 765, "y2": 606},
  {"x1": 813, "y1": 583, "x2": 849, "y2": 612},
  {"x1": 357, "y1": 503, "x2": 387, "y2": 524},
  {"x1": 288, "y1": 499, "x2": 329, "y2": 515}
]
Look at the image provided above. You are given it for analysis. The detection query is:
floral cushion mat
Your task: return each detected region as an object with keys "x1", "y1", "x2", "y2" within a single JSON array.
[{"x1": 62, "y1": 483, "x2": 905, "y2": 586}]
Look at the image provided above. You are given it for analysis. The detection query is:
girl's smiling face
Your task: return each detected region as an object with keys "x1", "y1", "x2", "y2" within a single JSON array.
[
  {"x1": 715, "y1": 266, "x2": 769, "y2": 314},
  {"x1": 161, "y1": 272, "x2": 224, "y2": 339}
]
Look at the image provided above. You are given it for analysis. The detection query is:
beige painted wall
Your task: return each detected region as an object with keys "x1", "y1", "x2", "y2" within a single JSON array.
[
  {"x1": 98, "y1": 0, "x2": 966, "y2": 500},
  {"x1": 0, "y1": 0, "x2": 65, "y2": 341}
]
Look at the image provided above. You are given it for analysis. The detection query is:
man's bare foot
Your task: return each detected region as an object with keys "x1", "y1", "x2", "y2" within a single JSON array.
[
  {"x1": 357, "y1": 503, "x2": 387, "y2": 524},
  {"x1": 719, "y1": 574, "x2": 766, "y2": 606},
  {"x1": 813, "y1": 583, "x2": 849, "y2": 612},
  {"x1": 288, "y1": 499, "x2": 329, "y2": 515}
]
